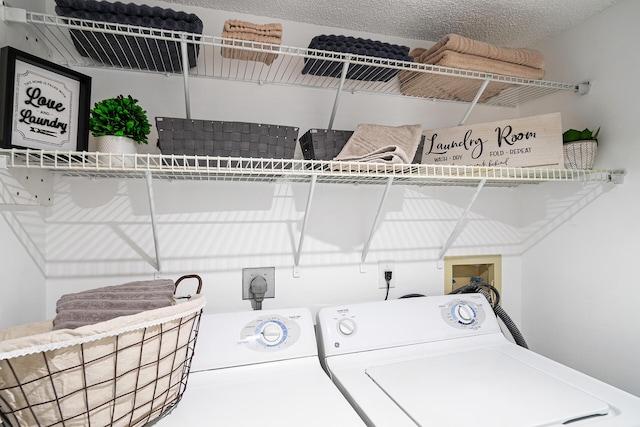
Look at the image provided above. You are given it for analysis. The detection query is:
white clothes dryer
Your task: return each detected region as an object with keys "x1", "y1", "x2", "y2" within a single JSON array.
[
  {"x1": 316, "y1": 294, "x2": 640, "y2": 426},
  {"x1": 155, "y1": 307, "x2": 366, "y2": 426}
]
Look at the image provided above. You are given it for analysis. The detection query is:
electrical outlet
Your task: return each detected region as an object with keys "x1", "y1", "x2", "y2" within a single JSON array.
[
  {"x1": 242, "y1": 267, "x2": 275, "y2": 300},
  {"x1": 378, "y1": 260, "x2": 395, "y2": 289}
]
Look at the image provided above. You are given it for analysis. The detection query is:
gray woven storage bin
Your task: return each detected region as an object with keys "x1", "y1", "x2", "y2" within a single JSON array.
[
  {"x1": 300, "y1": 128, "x2": 425, "y2": 163},
  {"x1": 299, "y1": 129, "x2": 354, "y2": 161},
  {"x1": 156, "y1": 117, "x2": 299, "y2": 159}
]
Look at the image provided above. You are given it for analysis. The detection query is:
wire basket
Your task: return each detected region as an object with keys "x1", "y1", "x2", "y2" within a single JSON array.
[
  {"x1": 563, "y1": 140, "x2": 597, "y2": 169},
  {"x1": 0, "y1": 294, "x2": 205, "y2": 427}
]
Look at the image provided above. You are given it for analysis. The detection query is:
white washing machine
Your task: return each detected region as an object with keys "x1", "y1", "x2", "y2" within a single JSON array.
[
  {"x1": 316, "y1": 294, "x2": 640, "y2": 426},
  {"x1": 156, "y1": 307, "x2": 366, "y2": 426}
]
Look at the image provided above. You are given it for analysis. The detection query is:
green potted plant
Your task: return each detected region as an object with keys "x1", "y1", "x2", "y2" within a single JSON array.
[
  {"x1": 90, "y1": 95, "x2": 151, "y2": 155},
  {"x1": 562, "y1": 127, "x2": 599, "y2": 169}
]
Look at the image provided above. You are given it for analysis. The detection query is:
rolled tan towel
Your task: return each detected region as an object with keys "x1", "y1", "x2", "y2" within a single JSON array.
[{"x1": 419, "y1": 33, "x2": 545, "y2": 69}]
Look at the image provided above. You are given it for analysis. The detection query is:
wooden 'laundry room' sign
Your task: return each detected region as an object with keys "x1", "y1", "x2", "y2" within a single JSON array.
[{"x1": 421, "y1": 112, "x2": 563, "y2": 168}]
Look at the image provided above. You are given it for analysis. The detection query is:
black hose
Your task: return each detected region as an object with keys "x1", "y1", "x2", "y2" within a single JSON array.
[
  {"x1": 450, "y1": 282, "x2": 528, "y2": 349},
  {"x1": 399, "y1": 293, "x2": 425, "y2": 299},
  {"x1": 476, "y1": 289, "x2": 528, "y2": 349}
]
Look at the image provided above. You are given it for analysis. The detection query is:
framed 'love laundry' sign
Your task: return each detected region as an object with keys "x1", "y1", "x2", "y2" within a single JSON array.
[
  {"x1": 421, "y1": 112, "x2": 563, "y2": 168},
  {"x1": 0, "y1": 46, "x2": 92, "y2": 151}
]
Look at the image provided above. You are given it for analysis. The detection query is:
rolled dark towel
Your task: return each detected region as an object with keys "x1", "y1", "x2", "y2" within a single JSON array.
[
  {"x1": 54, "y1": 0, "x2": 203, "y2": 73},
  {"x1": 302, "y1": 34, "x2": 413, "y2": 82},
  {"x1": 54, "y1": 0, "x2": 201, "y2": 26},
  {"x1": 54, "y1": 5, "x2": 203, "y2": 33}
]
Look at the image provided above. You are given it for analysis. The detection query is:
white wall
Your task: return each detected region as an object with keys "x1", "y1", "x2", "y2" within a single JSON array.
[
  {"x1": 518, "y1": 0, "x2": 640, "y2": 397},
  {"x1": 0, "y1": 209, "x2": 45, "y2": 327}
]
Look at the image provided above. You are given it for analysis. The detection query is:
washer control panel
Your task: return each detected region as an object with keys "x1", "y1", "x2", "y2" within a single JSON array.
[
  {"x1": 440, "y1": 299, "x2": 486, "y2": 330},
  {"x1": 240, "y1": 314, "x2": 301, "y2": 352},
  {"x1": 317, "y1": 295, "x2": 501, "y2": 358}
]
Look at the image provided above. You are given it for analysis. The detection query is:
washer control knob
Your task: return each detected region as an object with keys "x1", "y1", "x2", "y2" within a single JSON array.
[
  {"x1": 454, "y1": 303, "x2": 477, "y2": 325},
  {"x1": 337, "y1": 318, "x2": 357, "y2": 336},
  {"x1": 441, "y1": 299, "x2": 486, "y2": 329},
  {"x1": 261, "y1": 322, "x2": 283, "y2": 343}
]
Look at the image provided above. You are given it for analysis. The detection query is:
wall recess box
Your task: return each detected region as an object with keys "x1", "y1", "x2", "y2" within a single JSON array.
[{"x1": 444, "y1": 255, "x2": 502, "y2": 299}]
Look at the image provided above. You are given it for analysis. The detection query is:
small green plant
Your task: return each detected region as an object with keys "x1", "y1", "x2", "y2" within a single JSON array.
[
  {"x1": 89, "y1": 95, "x2": 151, "y2": 144},
  {"x1": 562, "y1": 127, "x2": 600, "y2": 144}
]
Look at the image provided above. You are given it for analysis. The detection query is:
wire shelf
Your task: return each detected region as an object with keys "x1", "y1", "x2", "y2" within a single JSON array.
[
  {"x1": 9, "y1": 10, "x2": 586, "y2": 108},
  {"x1": 1, "y1": 149, "x2": 624, "y2": 187}
]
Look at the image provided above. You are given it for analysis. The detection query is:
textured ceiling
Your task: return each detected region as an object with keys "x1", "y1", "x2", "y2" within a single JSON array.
[{"x1": 160, "y1": 0, "x2": 620, "y2": 47}]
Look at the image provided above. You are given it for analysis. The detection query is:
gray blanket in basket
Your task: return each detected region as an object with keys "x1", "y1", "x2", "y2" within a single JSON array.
[{"x1": 53, "y1": 279, "x2": 175, "y2": 330}]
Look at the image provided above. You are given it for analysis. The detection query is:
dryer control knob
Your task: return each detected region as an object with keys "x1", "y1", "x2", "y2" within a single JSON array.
[
  {"x1": 261, "y1": 323, "x2": 283, "y2": 343},
  {"x1": 337, "y1": 318, "x2": 357, "y2": 336}
]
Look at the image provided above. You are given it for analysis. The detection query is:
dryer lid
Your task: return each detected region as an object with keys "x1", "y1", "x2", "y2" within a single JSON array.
[{"x1": 365, "y1": 348, "x2": 609, "y2": 426}]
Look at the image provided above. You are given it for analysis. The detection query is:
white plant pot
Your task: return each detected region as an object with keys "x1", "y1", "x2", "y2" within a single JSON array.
[
  {"x1": 96, "y1": 135, "x2": 138, "y2": 166},
  {"x1": 563, "y1": 140, "x2": 597, "y2": 169},
  {"x1": 96, "y1": 135, "x2": 138, "y2": 154}
]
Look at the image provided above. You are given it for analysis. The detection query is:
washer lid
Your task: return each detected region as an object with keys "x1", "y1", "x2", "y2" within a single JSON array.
[{"x1": 365, "y1": 349, "x2": 610, "y2": 426}]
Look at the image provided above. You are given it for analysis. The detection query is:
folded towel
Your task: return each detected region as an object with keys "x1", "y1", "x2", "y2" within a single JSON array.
[
  {"x1": 334, "y1": 124, "x2": 422, "y2": 164},
  {"x1": 221, "y1": 19, "x2": 282, "y2": 65},
  {"x1": 424, "y1": 50, "x2": 545, "y2": 80},
  {"x1": 408, "y1": 47, "x2": 427, "y2": 58},
  {"x1": 420, "y1": 33, "x2": 545, "y2": 69},
  {"x1": 222, "y1": 31, "x2": 281, "y2": 45},
  {"x1": 398, "y1": 49, "x2": 545, "y2": 103},
  {"x1": 223, "y1": 19, "x2": 283, "y2": 37},
  {"x1": 336, "y1": 145, "x2": 411, "y2": 164},
  {"x1": 399, "y1": 73, "x2": 513, "y2": 103},
  {"x1": 220, "y1": 38, "x2": 280, "y2": 65}
]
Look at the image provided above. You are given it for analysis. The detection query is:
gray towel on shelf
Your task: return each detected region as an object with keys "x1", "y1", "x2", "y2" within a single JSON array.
[{"x1": 334, "y1": 124, "x2": 422, "y2": 164}]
